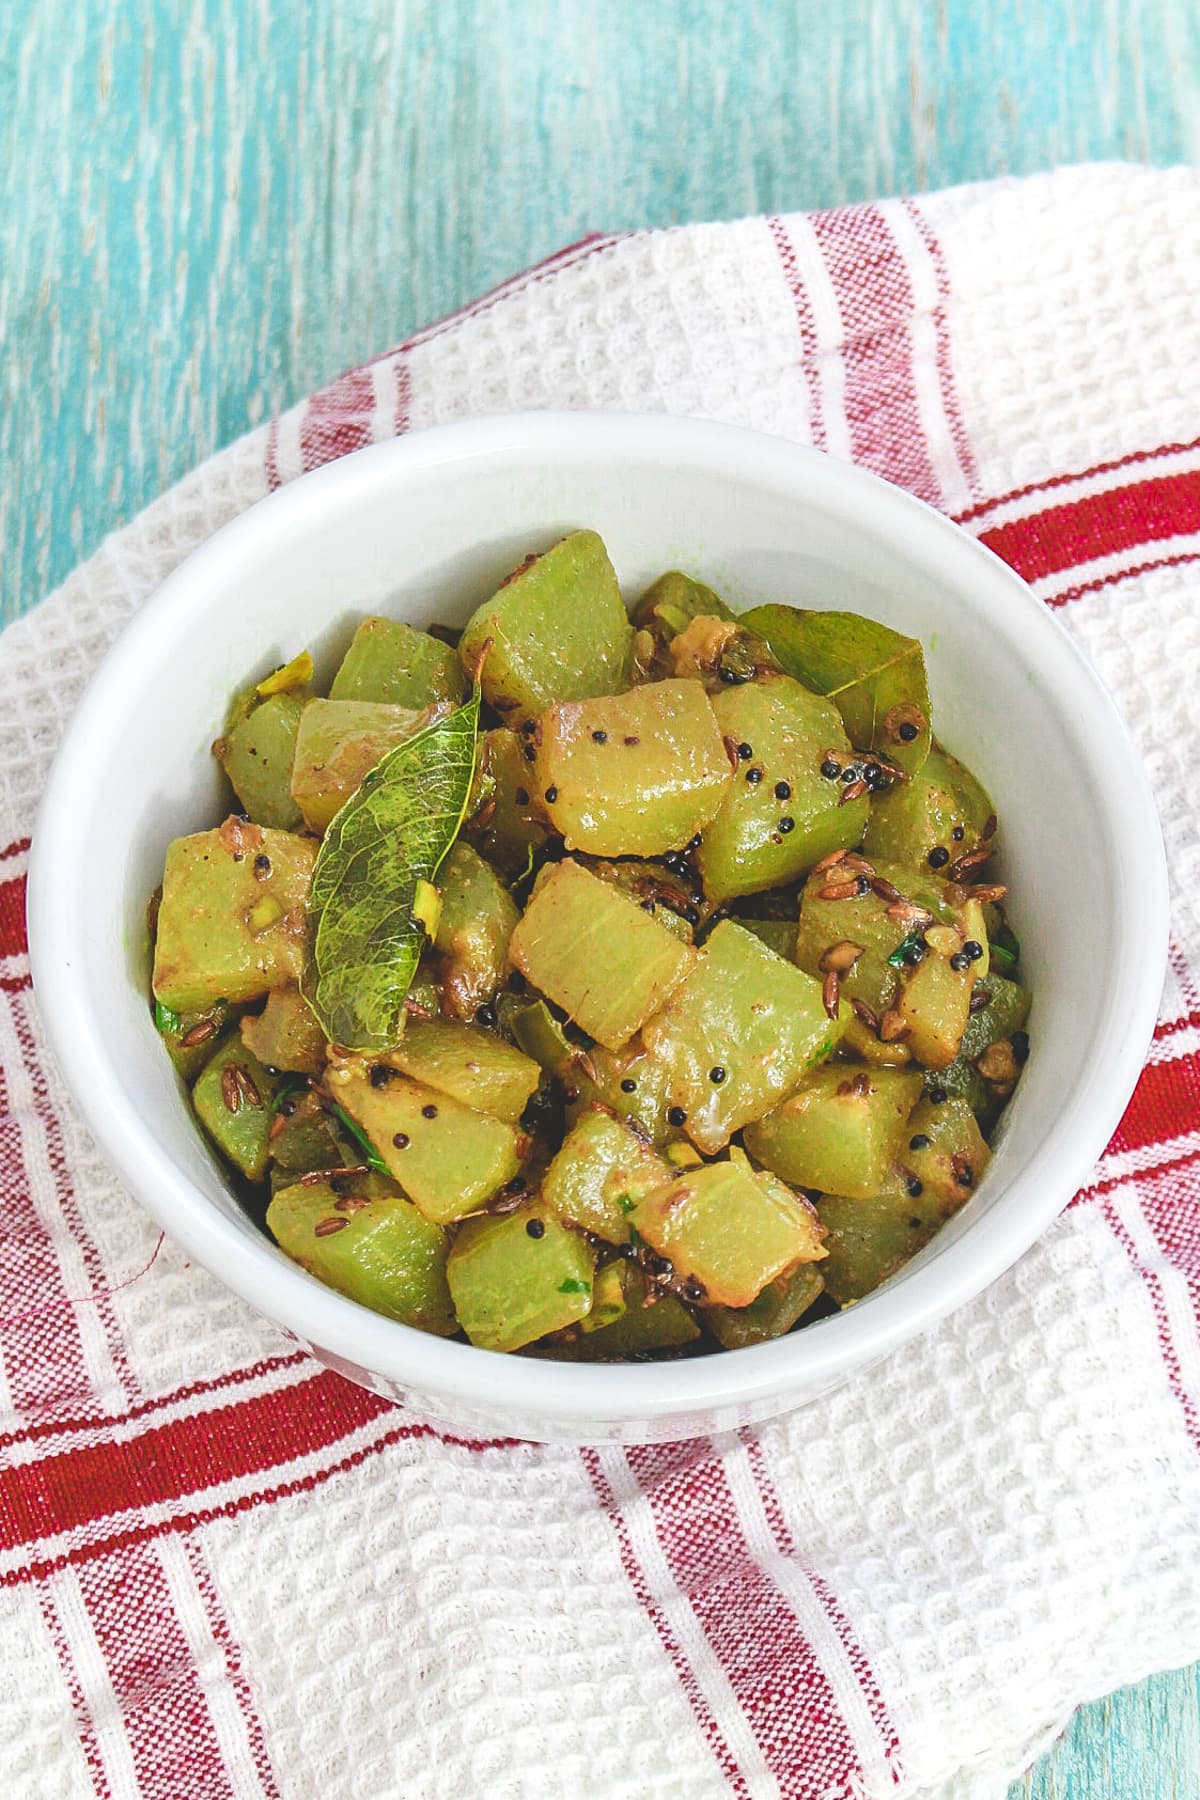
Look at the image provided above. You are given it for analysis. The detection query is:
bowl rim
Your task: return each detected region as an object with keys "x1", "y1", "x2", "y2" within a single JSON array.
[{"x1": 28, "y1": 411, "x2": 1170, "y2": 1426}]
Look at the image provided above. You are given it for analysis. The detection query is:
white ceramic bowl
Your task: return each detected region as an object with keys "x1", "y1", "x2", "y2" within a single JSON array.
[{"x1": 29, "y1": 413, "x2": 1168, "y2": 1444}]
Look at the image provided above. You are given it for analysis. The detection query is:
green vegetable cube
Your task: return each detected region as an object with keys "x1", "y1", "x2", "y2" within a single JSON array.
[
  {"x1": 504, "y1": 997, "x2": 574, "y2": 1073},
  {"x1": 896, "y1": 948, "x2": 973, "y2": 1069},
  {"x1": 960, "y1": 973, "x2": 1031, "y2": 1060},
  {"x1": 154, "y1": 998, "x2": 233, "y2": 1083},
  {"x1": 922, "y1": 1054, "x2": 994, "y2": 1131},
  {"x1": 267, "y1": 1174, "x2": 456, "y2": 1334},
  {"x1": 542, "y1": 1108, "x2": 669, "y2": 1244},
  {"x1": 641, "y1": 920, "x2": 845, "y2": 1154},
  {"x1": 269, "y1": 1091, "x2": 354, "y2": 1185},
  {"x1": 900, "y1": 1095, "x2": 991, "y2": 1210},
  {"x1": 580, "y1": 1259, "x2": 628, "y2": 1333},
  {"x1": 329, "y1": 617, "x2": 466, "y2": 710},
  {"x1": 192, "y1": 1034, "x2": 280, "y2": 1181},
  {"x1": 573, "y1": 858, "x2": 695, "y2": 942},
  {"x1": 291, "y1": 698, "x2": 432, "y2": 832},
  {"x1": 563, "y1": 1039, "x2": 679, "y2": 1147},
  {"x1": 863, "y1": 745, "x2": 993, "y2": 871},
  {"x1": 458, "y1": 530, "x2": 634, "y2": 722},
  {"x1": 447, "y1": 1204, "x2": 594, "y2": 1352},
  {"x1": 333, "y1": 1065, "x2": 521, "y2": 1223},
  {"x1": 745, "y1": 1064, "x2": 923, "y2": 1200},
  {"x1": 240, "y1": 985, "x2": 328, "y2": 1076},
  {"x1": 464, "y1": 728, "x2": 550, "y2": 877},
  {"x1": 152, "y1": 822, "x2": 315, "y2": 1014},
  {"x1": 536, "y1": 679, "x2": 731, "y2": 857},
  {"x1": 697, "y1": 676, "x2": 869, "y2": 904},
  {"x1": 387, "y1": 1019, "x2": 539, "y2": 1124},
  {"x1": 509, "y1": 859, "x2": 696, "y2": 1050},
  {"x1": 216, "y1": 692, "x2": 306, "y2": 830},
  {"x1": 433, "y1": 841, "x2": 519, "y2": 1020},
  {"x1": 632, "y1": 1157, "x2": 825, "y2": 1307},
  {"x1": 538, "y1": 1262, "x2": 700, "y2": 1359},
  {"x1": 817, "y1": 1183, "x2": 943, "y2": 1305},
  {"x1": 705, "y1": 1263, "x2": 826, "y2": 1350},
  {"x1": 794, "y1": 858, "x2": 951, "y2": 1014},
  {"x1": 736, "y1": 919, "x2": 797, "y2": 960},
  {"x1": 632, "y1": 570, "x2": 734, "y2": 641}
]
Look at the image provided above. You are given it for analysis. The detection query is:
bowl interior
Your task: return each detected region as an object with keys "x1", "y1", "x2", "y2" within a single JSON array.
[{"x1": 30, "y1": 415, "x2": 1166, "y2": 1433}]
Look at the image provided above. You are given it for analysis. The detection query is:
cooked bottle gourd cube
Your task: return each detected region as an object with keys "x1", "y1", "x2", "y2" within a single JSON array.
[
  {"x1": 152, "y1": 821, "x2": 315, "y2": 1014},
  {"x1": 191, "y1": 1034, "x2": 281, "y2": 1181},
  {"x1": 735, "y1": 918, "x2": 797, "y2": 960},
  {"x1": 329, "y1": 617, "x2": 466, "y2": 710},
  {"x1": 267, "y1": 1175, "x2": 456, "y2": 1335},
  {"x1": 503, "y1": 997, "x2": 574, "y2": 1073},
  {"x1": 154, "y1": 997, "x2": 233, "y2": 1083},
  {"x1": 536, "y1": 679, "x2": 731, "y2": 856},
  {"x1": 899, "y1": 1095, "x2": 991, "y2": 1210},
  {"x1": 240, "y1": 985, "x2": 328, "y2": 1077},
  {"x1": 563, "y1": 1038, "x2": 679, "y2": 1148},
  {"x1": 705, "y1": 1263, "x2": 826, "y2": 1349},
  {"x1": 508, "y1": 859, "x2": 696, "y2": 1050},
  {"x1": 794, "y1": 857, "x2": 950, "y2": 1014},
  {"x1": 268, "y1": 1091, "x2": 355, "y2": 1186},
  {"x1": 542, "y1": 1108, "x2": 670, "y2": 1244},
  {"x1": 458, "y1": 529, "x2": 634, "y2": 722},
  {"x1": 290, "y1": 698, "x2": 434, "y2": 832},
  {"x1": 574, "y1": 857, "x2": 696, "y2": 942},
  {"x1": 923, "y1": 1053, "x2": 993, "y2": 1130},
  {"x1": 862, "y1": 745, "x2": 993, "y2": 870},
  {"x1": 332, "y1": 1065, "x2": 521, "y2": 1223},
  {"x1": 960, "y1": 972, "x2": 1031, "y2": 1061},
  {"x1": 580, "y1": 1259, "x2": 628, "y2": 1333},
  {"x1": 447, "y1": 1204, "x2": 594, "y2": 1352},
  {"x1": 464, "y1": 728, "x2": 550, "y2": 877},
  {"x1": 385, "y1": 1019, "x2": 539, "y2": 1125},
  {"x1": 896, "y1": 945, "x2": 974, "y2": 1069},
  {"x1": 744, "y1": 1064, "x2": 924, "y2": 1200},
  {"x1": 632, "y1": 1157, "x2": 826, "y2": 1308},
  {"x1": 216, "y1": 691, "x2": 306, "y2": 831},
  {"x1": 817, "y1": 1184, "x2": 945, "y2": 1305},
  {"x1": 632, "y1": 570, "x2": 734, "y2": 641},
  {"x1": 641, "y1": 921, "x2": 845, "y2": 1154},
  {"x1": 697, "y1": 675, "x2": 869, "y2": 903},
  {"x1": 542, "y1": 1263, "x2": 701, "y2": 1359},
  {"x1": 433, "y1": 841, "x2": 519, "y2": 1021}
]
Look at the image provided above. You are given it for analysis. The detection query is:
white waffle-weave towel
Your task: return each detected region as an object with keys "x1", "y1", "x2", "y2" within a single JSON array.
[{"x1": 2, "y1": 163, "x2": 1200, "y2": 1800}]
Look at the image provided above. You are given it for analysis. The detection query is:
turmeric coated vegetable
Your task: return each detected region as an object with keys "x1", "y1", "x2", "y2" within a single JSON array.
[{"x1": 149, "y1": 529, "x2": 1029, "y2": 1358}]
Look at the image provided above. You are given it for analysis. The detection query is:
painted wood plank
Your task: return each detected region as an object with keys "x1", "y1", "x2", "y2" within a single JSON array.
[{"x1": 3, "y1": 3, "x2": 1200, "y2": 1793}]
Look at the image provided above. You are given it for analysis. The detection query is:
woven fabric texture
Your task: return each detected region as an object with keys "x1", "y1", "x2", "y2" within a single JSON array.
[{"x1": 3, "y1": 163, "x2": 1200, "y2": 1800}]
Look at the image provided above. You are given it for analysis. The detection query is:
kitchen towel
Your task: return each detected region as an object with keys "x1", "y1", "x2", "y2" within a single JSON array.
[{"x1": 3, "y1": 162, "x2": 1200, "y2": 1800}]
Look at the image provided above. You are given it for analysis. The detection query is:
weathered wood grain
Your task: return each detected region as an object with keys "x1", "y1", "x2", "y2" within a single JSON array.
[{"x1": 2, "y1": 2, "x2": 1198, "y2": 1792}]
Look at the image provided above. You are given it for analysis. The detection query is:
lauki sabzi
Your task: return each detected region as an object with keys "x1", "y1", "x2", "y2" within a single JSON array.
[{"x1": 149, "y1": 530, "x2": 1030, "y2": 1358}]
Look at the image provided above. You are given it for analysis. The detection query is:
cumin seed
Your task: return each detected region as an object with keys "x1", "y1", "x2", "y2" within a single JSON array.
[{"x1": 821, "y1": 970, "x2": 840, "y2": 1020}]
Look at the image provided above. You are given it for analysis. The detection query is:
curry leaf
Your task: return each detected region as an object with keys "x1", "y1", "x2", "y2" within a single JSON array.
[
  {"x1": 302, "y1": 693, "x2": 481, "y2": 1052},
  {"x1": 740, "y1": 604, "x2": 932, "y2": 773}
]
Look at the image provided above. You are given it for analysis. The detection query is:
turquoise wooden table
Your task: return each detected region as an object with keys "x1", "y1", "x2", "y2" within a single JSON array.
[{"x1": 3, "y1": 2, "x2": 1198, "y2": 1790}]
